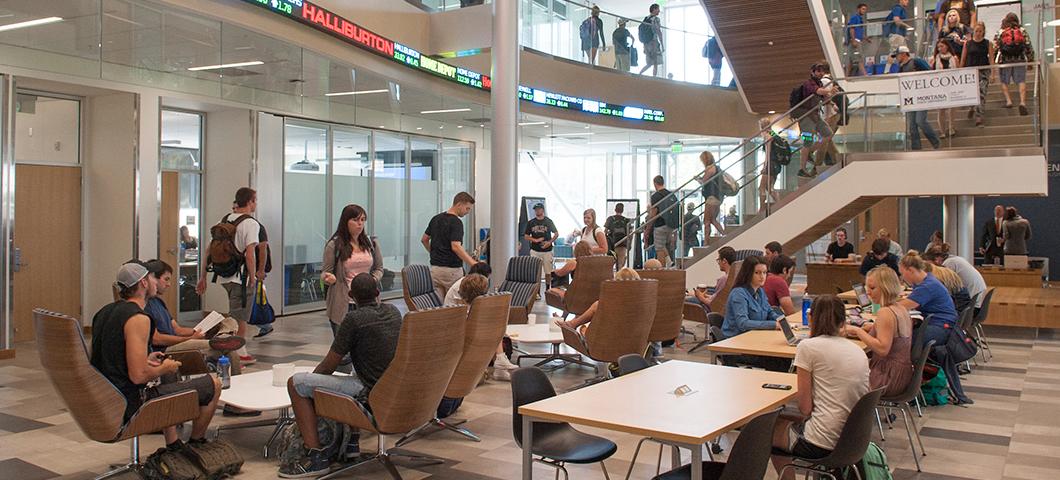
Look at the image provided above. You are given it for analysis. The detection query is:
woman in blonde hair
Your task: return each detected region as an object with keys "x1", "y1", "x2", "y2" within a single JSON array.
[
  {"x1": 844, "y1": 266, "x2": 913, "y2": 396},
  {"x1": 573, "y1": 209, "x2": 608, "y2": 255},
  {"x1": 698, "y1": 151, "x2": 726, "y2": 238},
  {"x1": 897, "y1": 251, "x2": 972, "y2": 404},
  {"x1": 757, "y1": 117, "x2": 782, "y2": 209},
  {"x1": 554, "y1": 267, "x2": 640, "y2": 332},
  {"x1": 548, "y1": 240, "x2": 593, "y2": 290},
  {"x1": 927, "y1": 264, "x2": 972, "y2": 313}
]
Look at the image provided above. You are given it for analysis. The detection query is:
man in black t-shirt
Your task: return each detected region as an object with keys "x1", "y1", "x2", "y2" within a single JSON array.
[
  {"x1": 604, "y1": 203, "x2": 632, "y2": 268},
  {"x1": 826, "y1": 227, "x2": 856, "y2": 262},
  {"x1": 92, "y1": 261, "x2": 221, "y2": 452},
  {"x1": 523, "y1": 203, "x2": 559, "y2": 287},
  {"x1": 282, "y1": 273, "x2": 402, "y2": 478},
  {"x1": 649, "y1": 175, "x2": 678, "y2": 267},
  {"x1": 421, "y1": 192, "x2": 477, "y2": 299}
]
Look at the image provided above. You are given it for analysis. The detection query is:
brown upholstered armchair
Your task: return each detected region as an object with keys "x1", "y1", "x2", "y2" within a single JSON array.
[
  {"x1": 312, "y1": 305, "x2": 469, "y2": 480},
  {"x1": 545, "y1": 255, "x2": 615, "y2": 318},
  {"x1": 34, "y1": 309, "x2": 200, "y2": 476},
  {"x1": 636, "y1": 268, "x2": 687, "y2": 356},
  {"x1": 709, "y1": 259, "x2": 742, "y2": 315}
]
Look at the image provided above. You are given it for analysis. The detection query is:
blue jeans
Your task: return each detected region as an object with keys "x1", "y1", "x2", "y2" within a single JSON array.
[
  {"x1": 923, "y1": 323, "x2": 969, "y2": 402},
  {"x1": 906, "y1": 111, "x2": 940, "y2": 150}
]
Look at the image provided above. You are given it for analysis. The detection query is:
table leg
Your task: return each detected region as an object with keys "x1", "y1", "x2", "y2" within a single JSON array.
[
  {"x1": 263, "y1": 408, "x2": 294, "y2": 459},
  {"x1": 521, "y1": 416, "x2": 533, "y2": 480},
  {"x1": 690, "y1": 442, "x2": 703, "y2": 480}
]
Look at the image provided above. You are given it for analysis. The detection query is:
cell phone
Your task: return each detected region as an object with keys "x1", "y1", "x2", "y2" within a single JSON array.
[{"x1": 762, "y1": 383, "x2": 792, "y2": 390}]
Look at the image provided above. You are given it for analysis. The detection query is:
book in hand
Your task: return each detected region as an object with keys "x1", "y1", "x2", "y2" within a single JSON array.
[{"x1": 193, "y1": 311, "x2": 226, "y2": 335}]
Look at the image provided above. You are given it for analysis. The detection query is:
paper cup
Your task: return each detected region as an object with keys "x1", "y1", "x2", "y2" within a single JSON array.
[
  {"x1": 272, "y1": 363, "x2": 296, "y2": 387},
  {"x1": 527, "y1": 313, "x2": 537, "y2": 325}
]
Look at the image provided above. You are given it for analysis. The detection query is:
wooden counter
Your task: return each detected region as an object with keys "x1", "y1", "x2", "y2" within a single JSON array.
[
  {"x1": 985, "y1": 286, "x2": 1060, "y2": 328},
  {"x1": 806, "y1": 262, "x2": 863, "y2": 295},
  {"x1": 977, "y1": 266, "x2": 1043, "y2": 288}
]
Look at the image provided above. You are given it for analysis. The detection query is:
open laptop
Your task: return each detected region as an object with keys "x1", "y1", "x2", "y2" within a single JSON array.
[
  {"x1": 780, "y1": 320, "x2": 808, "y2": 346},
  {"x1": 851, "y1": 282, "x2": 872, "y2": 308}
]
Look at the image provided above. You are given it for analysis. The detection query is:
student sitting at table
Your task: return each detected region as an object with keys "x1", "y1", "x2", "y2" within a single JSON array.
[
  {"x1": 771, "y1": 295, "x2": 870, "y2": 478},
  {"x1": 826, "y1": 227, "x2": 856, "y2": 263},
  {"x1": 554, "y1": 267, "x2": 641, "y2": 333},
  {"x1": 897, "y1": 252, "x2": 973, "y2": 405},
  {"x1": 281, "y1": 273, "x2": 403, "y2": 478},
  {"x1": 686, "y1": 246, "x2": 737, "y2": 312},
  {"x1": 859, "y1": 238, "x2": 900, "y2": 276},
  {"x1": 764, "y1": 254, "x2": 798, "y2": 316},
  {"x1": 927, "y1": 264, "x2": 973, "y2": 314},
  {"x1": 548, "y1": 240, "x2": 592, "y2": 289},
  {"x1": 720, "y1": 256, "x2": 790, "y2": 371},
  {"x1": 843, "y1": 266, "x2": 913, "y2": 397}
]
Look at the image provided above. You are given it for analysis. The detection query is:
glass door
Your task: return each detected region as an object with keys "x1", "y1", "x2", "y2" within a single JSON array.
[
  {"x1": 372, "y1": 132, "x2": 408, "y2": 295},
  {"x1": 408, "y1": 136, "x2": 439, "y2": 267},
  {"x1": 282, "y1": 120, "x2": 329, "y2": 309},
  {"x1": 160, "y1": 110, "x2": 204, "y2": 321}
]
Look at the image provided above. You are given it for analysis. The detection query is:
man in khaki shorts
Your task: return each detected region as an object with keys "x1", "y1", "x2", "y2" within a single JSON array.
[
  {"x1": 422, "y1": 192, "x2": 478, "y2": 300},
  {"x1": 524, "y1": 203, "x2": 559, "y2": 287}
]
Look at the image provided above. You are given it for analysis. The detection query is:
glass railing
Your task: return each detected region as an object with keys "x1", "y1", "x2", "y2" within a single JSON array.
[
  {"x1": 830, "y1": 15, "x2": 941, "y2": 77},
  {"x1": 410, "y1": 0, "x2": 491, "y2": 12},
  {"x1": 519, "y1": 0, "x2": 734, "y2": 87}
]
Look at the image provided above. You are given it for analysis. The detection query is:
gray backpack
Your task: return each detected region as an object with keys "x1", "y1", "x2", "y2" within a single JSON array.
[{"x1": 275, "y1": 417, "x2": 347, "y2": 468}]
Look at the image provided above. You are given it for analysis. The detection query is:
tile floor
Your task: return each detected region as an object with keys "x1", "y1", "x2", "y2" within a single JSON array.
[{"x1": 1, "y1": 299, "x2": 1059, "y2": 480}]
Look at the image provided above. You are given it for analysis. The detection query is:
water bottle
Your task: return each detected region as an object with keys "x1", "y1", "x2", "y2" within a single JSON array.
[
  {"x1": 218, "y1": 356, "x2": 231, "y2": 390},
  {"x1": 801, "y1": 296, "x2": 812, "y2": 326}
]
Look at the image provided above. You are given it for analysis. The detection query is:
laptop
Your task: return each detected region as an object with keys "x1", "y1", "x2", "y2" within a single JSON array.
[
  {"x1": 851, "y1": 282, "x2": 872, "y2": 308},
  {"x1": 780, "y1": 320, "x2": 808, "y2": 346}
]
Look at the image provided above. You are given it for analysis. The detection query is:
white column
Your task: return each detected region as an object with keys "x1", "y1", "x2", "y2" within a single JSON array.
[
  {"x1": 942, "y1": 196, "x2": 958, "y2": 248},
  {"x1": 0, "y1": 75, "x2": 13, "y2": 352},
  {"x1": 135, "y1": 93, "x2": 161, "y2": 259},
  {"x1": 490, "y1": 0, "x2": 519, "y2": 281},
  {"x1": 956, "y1": 195, "x2": 974, "y2": 261}
]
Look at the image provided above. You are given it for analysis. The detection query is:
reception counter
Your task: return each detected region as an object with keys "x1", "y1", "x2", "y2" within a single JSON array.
[
  {"x1": 976, "y1": 266, "x2": 1043, "y2": 288},
  {"x1": 806, "y1": 262, "x2": 863, "y2": 295}
]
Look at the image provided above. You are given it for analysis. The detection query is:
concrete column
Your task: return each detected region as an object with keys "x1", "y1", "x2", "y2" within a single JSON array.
[
  {"x1": 490, "y1": 0, "x2": 519, "y2": 281},
  {"x1": 942, "y1": 196, "x2": 958, "y2": 248},
  {"x1": 134, "y1": 93, "x2": 161, "y2": 259},
  {"x1": 956, "y1": 195, "x2": 974, "y2": 261}
]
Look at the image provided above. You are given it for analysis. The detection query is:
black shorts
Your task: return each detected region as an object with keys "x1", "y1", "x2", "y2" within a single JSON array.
[
  {"x1": 783, "y1": 422, "x2": 833, "y2": 460},
  {"x1": 125, "y1": 374, "x2": 216, "y2": 422}
]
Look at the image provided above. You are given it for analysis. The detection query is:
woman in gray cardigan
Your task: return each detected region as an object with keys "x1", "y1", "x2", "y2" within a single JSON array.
[
  {"x1": 1002, "y1": 206, "x2": 1032, "y2": 256},
  {"x1": 321, "y1": 204, "x2": 383, "y2": 334}
]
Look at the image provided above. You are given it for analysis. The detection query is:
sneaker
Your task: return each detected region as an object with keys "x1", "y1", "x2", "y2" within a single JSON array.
[
  {"x1": 223, "y1": 405, "x2": 263, "y2": 417},
  {"x1": 209, "y1": 335, "x2": 246, "y2": 352},
  {"x1": 239, "y1": 355, "x2": 257, "y2": 365},
  {"x1": 254, "y1": 325, "x2": 274, "y2": 338},
  {"x1": 494, "y1": 354, "x2": 519, "y2": 371},
  {"x1": 491, "y1": 368, "x2": 512, "y2": 382},
  {"x1": 796, "y1": 169, "x2": 814, "y2": 178},
  {"x1": 279, "y1": 448, "x2": 331, "y2": 478},
  {"x1": 975, "y1": 117, "x2": 984, "y2": 127},
  {"x1": 1019, "y1": 104, "x2": 1028, "y2": 116},
  {"x1": 343, "y1": 433, "x2": 361, "y2": 460}
]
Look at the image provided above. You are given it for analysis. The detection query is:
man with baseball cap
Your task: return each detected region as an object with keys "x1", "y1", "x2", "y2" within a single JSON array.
[
  {"x1": 894, "y1": 45, "x2": 941, "y2": 150},
  {"x1": 524, "y1": 203, "x2": 559, "y2": 288},
  {"x1": 91, "y1": 260, "x2": 222, "y2": 451}
]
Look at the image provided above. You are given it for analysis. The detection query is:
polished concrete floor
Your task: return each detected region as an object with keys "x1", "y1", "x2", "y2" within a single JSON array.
[{"x1": 2, "y1": 298, "x2": 1059, "y2": 480}]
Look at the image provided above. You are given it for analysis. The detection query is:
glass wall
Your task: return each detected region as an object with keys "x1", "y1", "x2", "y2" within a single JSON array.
[
  {"x1": 160, "y1": 110, "x2": 204, "y2": 318},
  {"x1": 282, "y1": 119, "x2": 473, "y2": 309}
]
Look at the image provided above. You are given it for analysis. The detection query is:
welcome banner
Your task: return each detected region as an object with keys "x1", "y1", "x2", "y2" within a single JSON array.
[{"x1": 898, "y1": 67, "x2": 980, "y2": 113}]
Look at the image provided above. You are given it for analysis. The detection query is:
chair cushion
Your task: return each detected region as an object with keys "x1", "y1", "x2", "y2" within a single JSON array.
[
  {"x1": 653, "y1": 461, "x2": 727, "y2": 480},
  {"x1": 404, "y1": 265, "x2": 434, "y2": 296},
  {"x1": 410, "y1": 293, "x2": 442, "y2": 311},
  {"x1": 507, "y1": 256, "x2": 543, "y2": 283},
  {"x1": 532, "y1": 423, "x2": 617, "y2": 464},
  {"x1": 500, "y1": 281, "x2": 538, "y2": 307},
  {"x1": 545, "y1": 288, "x2": 566, "y2": 309}
]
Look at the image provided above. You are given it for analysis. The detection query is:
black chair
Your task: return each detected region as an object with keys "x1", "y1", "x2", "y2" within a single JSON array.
[
  {"x1": 512, "y1": 367, "x2": 616, "y2": 479},
  {"x1": 971, "y1": 288, "x2": 994, "y2": 362},
  {"x1": 777, "y1": 388, "x2": 886, "y2": 480},
  {"x1": 877, "y1": 340, "x2": 935, "y2": 472},
  {"x1": 617, "y1": 353, "x2": 651, "y2": 376},
  {"x1": 652, "y1": 409, "x2": 781, "y2": 480}
]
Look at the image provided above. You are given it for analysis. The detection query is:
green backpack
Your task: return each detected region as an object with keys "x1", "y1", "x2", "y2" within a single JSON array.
[
  {"x1": 920, "y1": 368, "x2": 950, "y2": 406},
  {"x1": 852, "y1": 442, "x2": 892, "y2": 480}
]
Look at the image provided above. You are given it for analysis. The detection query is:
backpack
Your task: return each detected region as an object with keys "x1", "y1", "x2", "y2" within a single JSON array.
[
  {"x1": 206, "y1": 214, "x2": 252, "y2": 280},
  {"x1": 944, "y1": 323, "x2": 978, "y2": 364},
  {"x1": 276, "y1": 417, "x2": 346, "y2": 471},
  {"x1": 606, "y1": 215, "x2": 632, "y2": 248},
  {"x1": 920, "y1": 366, "x2": 950, "y2": 406},
  {"x1": 630, "y1": 46, "x2": 639, "y2": 66},
  {"x1": 638, "y1": 16, "x2": 655, "y2": 43},
  {"x1": 851, "y1": 442, "x2": 893, "y2": 480},
  {"x1": 769, "y1": 134, "x2": 793, "y2": 166},
  {"x1": 720, "y1": 172, "x2": 739, "y2": 197},
  {"x1": 999, "y1": 28, "x2": 1026, "y2": 57},
  {"x1": 789, "y1": 84, "x2": 809, "y2": 117},
  {"x1": 579, "y1": 18, "x2": 591, "y2": 41},
  {"x1": 142, "y1": 447, "x2": 205, "y2": 480},
  {"x1": 913, "y1": 57, "x2": 931, "y2": 71},
  {"x1": 655, "y1": 191, "x2": 680, "y2": 228},
  {"x1": 181, "y1": 440, "x2": 244, "y2": 479}
]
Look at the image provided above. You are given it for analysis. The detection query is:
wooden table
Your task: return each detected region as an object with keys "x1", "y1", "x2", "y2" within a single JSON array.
[
  {"x1": 985, "y1": 286, "x2": 1060, "y2": 328},
  {"x1": 806, "y1": 262, "x2": 863, "y2": 295},
  {"x1": 518, "y1": 361, "x2": 797, "y2": 480},
  {"x1": 706, "y1": 314, "x2": 867, "y2": 360},
  {"x1": 977, "y1": 266, "x2": 1043, "y2": 288}
]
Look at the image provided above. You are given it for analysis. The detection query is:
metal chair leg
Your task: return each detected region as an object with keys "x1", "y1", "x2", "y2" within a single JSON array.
[
  {"x1": 874, "y1": 409, "x2": 886, "y2": 441},
  {"x1": 899, "y1": 406, "x2": 922, "y2": 472},
  {"x1": 904, "y1": 406, "x2": 927, "y2": 459},
  {"x1": 600, "y1": 461, "x2": 611, "y2": 480},
  {"x1": 915, "y1": 394, "x2": 924, "y2": 417},
  {"x1": 379, "y1": 454, "x2": 403, "y2": 480}
]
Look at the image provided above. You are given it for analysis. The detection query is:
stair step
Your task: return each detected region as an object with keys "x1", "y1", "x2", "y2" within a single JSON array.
[
  {"x1": 947, "y1": 124, "x2": 1035, "y2": 136},
  {"x1": 943, "y1": 133, "x2": 1038, "y2": 148},
  {"x1": 951, "y1": 115, "x2": 1035, "y2": 128}
]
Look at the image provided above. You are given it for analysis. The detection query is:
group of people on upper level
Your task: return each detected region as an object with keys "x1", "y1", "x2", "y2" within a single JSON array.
[{"x1": 580, "y1": 3, "x2": 665, "y2": 77}]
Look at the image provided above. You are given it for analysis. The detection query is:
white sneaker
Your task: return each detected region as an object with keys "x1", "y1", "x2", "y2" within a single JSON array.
[
  {"x1": 494, "y1": 354, "x2": 519, "y2": 371},
  {"x1": 491, "y1": 368, "x2": 512, "y2": 382}
]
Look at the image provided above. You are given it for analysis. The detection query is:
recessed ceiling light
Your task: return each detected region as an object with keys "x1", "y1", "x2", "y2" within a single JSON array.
[
  {"x1": 479, "y1": 124, "x2": 485, "y2": 127},
  {"x1": 457, "y1": 125, "x2": 463, "y2": 128},
  {"x1": 768, "y1": 110, "x2": 776, "y2": 114},
  {"x1": 324, "y1": 89, "x2": 388, "y2": 97},
  {"x1": 549, "y1": 132, "x2": 595, "y2": 137},
  {"x1": 188, "y1": 60, "x2": 264, "y2": 71},
  {"x1": 416, "y1": 127, "x2": 423, "y2": 130},
  {"x1": 519, "y1": 121, "x2": 547, "y2": 126},
  {"x1": 378, "y1": 125, "x2": 385, "y2": 128},
  {"x1": 420, "y1": 108, "x2": 472, "y2": 114},
  {"x1": 0, "y1": 16, "x2": 63, "y2": 32},
  {"x1": 588, "y1": 141, "x2": 631, "y2": 145}
]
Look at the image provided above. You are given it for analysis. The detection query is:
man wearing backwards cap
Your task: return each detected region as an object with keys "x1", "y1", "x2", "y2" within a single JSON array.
[
  {"x1": 893, "y1": 45, "x2": 941, "y2": 150},
  {"x1": 90, "y1": 260, "x2": 222, "y2": 451},
  {"x1": 524, "y1": 203, "x2": 559, "y2": 288}
]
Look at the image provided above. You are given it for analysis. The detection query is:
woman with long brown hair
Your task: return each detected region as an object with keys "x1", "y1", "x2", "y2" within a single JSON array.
[
  {"x1": 321, "y1": 204, "x2": 383, "y2": 335},
  {"x1": 699, "y1": 151, "x2": 725, "y2": 239}
]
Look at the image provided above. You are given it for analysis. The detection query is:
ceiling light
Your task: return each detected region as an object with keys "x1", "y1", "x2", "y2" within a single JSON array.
[
  {"x1": 479, "y1": 124, "x2": 485, "y2": 127},
  {"x1": 416, "y1": 127, "x2": 423, "y2": 130},
  {"x1": 550, "y1": 132, "x2": 595, "y2": 137},
  {"x1": 378, "y1": 125, "x2": 385, "y2": 128},
  {"x1": 1047, "y1": 19, "x2": 1060, "y2": 27},
  {"x1": 588, "y1": 141, "x2": 631, "y2": 145},
  {"x1": 324, "y1": 89, "x2": 388, "y2": 97},
  {"x1": 0, "y1": 16, "x2": 63, "y2": 32},
  {"x1": 767, "y1": 110, "x2": 776, "y2": 114},
  {"x1": 519, "y1": 121, "x2": 547, "y2": 126},
  {"x1": 188, "y1": 60, "x2": 264, "y2": 71},
  {"x1": 457, "y1": 125, "x2": 463, "y2": 128},
  {"x1": 420, "y1": 108, "x2": 472, "y2": 114}
]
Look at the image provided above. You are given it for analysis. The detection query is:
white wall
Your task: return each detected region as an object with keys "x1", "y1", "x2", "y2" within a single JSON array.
[
  {"x1": 14, "y1": 97, "x2": 79, "y2": 164},
  {"x1": 137, "y1": 94, "x2": 160, "y2": 259},
  {"x1": 83, "y1": 93, "x2": 136, "y2": 318},
  {"x1": 685, "y1": 150, "x2": 1049, "y2": 288}
]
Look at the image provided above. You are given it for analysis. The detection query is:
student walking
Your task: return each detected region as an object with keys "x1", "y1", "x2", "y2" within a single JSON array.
[{"x1": 421, "y1": 192, "x2": 478, "y2": 300}]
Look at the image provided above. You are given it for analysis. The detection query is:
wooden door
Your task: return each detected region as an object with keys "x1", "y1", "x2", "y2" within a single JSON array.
[
  {"x1": 13, "y1": 165, "x2": 81, "y2": 341},
  {"x1": 160, "y1": 171, "x2": 179, "y2": 318}
]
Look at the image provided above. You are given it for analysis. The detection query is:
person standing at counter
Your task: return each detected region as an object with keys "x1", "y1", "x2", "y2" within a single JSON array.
[
  {"x1": 1002, "y1": 206, "x2": 1031, "y2": 256},
  {"x1": 979, "y1": 204, "x2": 1005, "y2": 264},
  {"x1": 826, "y1": 227, "x2": 855, "y2": 262}
]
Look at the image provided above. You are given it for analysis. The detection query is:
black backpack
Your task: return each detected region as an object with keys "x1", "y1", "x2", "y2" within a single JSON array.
[
  {"x1": 638, "y1": 16, "x2": 655, "y2": 43},
  {"x1": 655, "y1": 190, "x2": 680, "y2": 228},
  {"x1": 769, "y1": 134, "x2": 793, "y2": 166},
  {"x1": 789, "y1": 84, "x2": 808, "y2": 117},
  {"x1": 606, "y1": 215, "x2": 632, "y2": 248}
]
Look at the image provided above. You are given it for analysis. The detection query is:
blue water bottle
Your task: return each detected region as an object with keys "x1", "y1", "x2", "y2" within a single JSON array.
[
  {"x1": 801, "y1": 296, "x2": 812, "y2": 326},
  {"x1": 218, "y1": 356, "x2": 231, "y2": 390}
]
